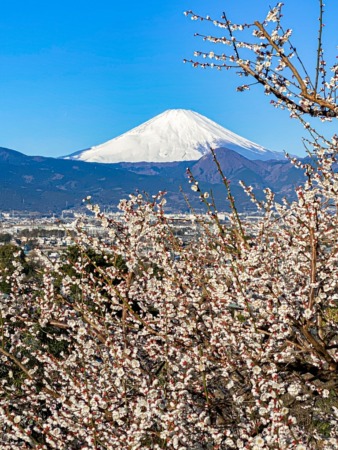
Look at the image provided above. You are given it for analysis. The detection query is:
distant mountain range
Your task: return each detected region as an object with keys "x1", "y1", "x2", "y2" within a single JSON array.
[
  {"x1": 0, "y1": 109, "x2": 307, "y2": 213},
  {"x1": 0, "y1": 146, "x2": 305, "y2": 214},
  {"x1": 64, "y1": 109, "x2": 285, "y2": 163}
]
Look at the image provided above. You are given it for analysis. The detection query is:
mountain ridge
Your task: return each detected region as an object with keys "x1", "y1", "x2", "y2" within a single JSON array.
[{"x1": 0, "y1": 146, "x2": 304, "y2": 213}]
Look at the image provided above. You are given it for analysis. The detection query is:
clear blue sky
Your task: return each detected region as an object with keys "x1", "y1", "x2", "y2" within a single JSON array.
[{"x1": 1, "y1": 0, "x2": 338, "y2": 158}]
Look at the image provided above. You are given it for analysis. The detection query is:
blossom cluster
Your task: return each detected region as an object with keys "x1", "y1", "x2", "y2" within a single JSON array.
[
  {"x1": 1, "y1": 140, "x2": 338, "y2": 448},
  {"x1": 184, "y1": 2, "x2": 338, "y2": 121}
]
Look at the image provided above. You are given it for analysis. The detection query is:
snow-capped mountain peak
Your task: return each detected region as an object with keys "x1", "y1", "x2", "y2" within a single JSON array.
[{"x1": 65, "y1": 109, "x2": 284, "y2": 163}]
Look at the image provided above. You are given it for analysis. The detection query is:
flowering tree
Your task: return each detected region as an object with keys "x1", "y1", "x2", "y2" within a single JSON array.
[
  {"x1": 1, "y1": 2, "x2": 338, "y2": 449},
  {"x1": 184, "y1": 1, "x2": 338, "y2": 123}
]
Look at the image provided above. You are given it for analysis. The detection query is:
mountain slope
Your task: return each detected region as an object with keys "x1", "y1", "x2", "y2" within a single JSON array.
[
  {"x1": 190, "y1": 148, "x2": 303, "y2": 195},
  {"x1": 0, "y1": 148, "x2": 187, "y2": 212},
  {"x1": 0, "y1": 147, "x2": 305, "y2": 214},
  {"x1": 64, "y1": 109, "x2": 284, "y2": 163},
  {"x1": 0, "y1": 148, "x2": 206, "y2": 213}
]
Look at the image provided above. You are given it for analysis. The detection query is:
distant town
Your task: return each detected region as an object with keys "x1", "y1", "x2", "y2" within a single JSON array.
[{"x1": 0, "y1": 208, "x2": 263, "y2": 263}]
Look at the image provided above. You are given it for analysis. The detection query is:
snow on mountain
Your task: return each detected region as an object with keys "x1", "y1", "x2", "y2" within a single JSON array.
[{"x1": 64, "y1": 109, "x2": 285, "y2": 163}]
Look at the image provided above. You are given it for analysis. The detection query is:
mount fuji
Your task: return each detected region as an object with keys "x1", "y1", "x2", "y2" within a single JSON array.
[{"x1": 64, "y1": 109, "x2": 284, "y2": 163}]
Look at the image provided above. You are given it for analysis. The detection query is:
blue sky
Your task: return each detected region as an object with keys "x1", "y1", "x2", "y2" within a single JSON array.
[{"x1": 1, "y1": 0, "x2": 338, "y2": 158}]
